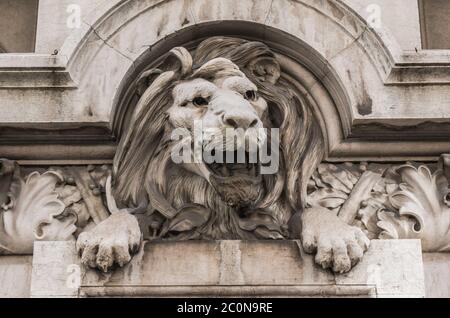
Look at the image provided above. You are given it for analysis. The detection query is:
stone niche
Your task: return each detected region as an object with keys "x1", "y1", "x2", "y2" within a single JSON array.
[{"x1": 29, "y1": 240, "x2": 425, "y2": 298}]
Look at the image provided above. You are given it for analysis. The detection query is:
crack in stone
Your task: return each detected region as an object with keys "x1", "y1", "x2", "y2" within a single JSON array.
[
  {"x1": 263, "y1": 0, "x2": 275, "y2": 25},
  {"x1": 79, "y1": 20, "x2": 139, "y2": 80},
  {"x1": 187, "y1": 0, "x2": 198, "y2": 25},
  {"x1": 82, "y1": 20, "x2": 135, "y2": 66},
  {"x1": 91, "y1": 28, "x2": 135, "y2": 64},
  {"x1": 327, "y1": 27, "x2": 368, "y2": 63},
  {"x1": 309, "y1": 27, "x2": 369, "y2": 87}
]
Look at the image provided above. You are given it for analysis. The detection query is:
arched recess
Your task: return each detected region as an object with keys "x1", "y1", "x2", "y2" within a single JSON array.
[
  {"x1": 54, "y1": 0, "x2": 450, "y2": 162},
  {"x1": 110, "y1": 21, "x2": 349, "y2": 159}
]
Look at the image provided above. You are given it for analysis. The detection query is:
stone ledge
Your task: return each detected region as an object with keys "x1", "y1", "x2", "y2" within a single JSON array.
[
  {"x1": 80, "y1": 285, "x2": 377, "y2": 298},
  {"x1": 423, "y1": 253, "x2": 450, "y2": 298},
  {"x1": 29, "y1": 239, "x2": 425, "y2": 298}
]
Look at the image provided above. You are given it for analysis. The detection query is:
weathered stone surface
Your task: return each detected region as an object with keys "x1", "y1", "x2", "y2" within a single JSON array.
[
  {"x1": 30, "y1": 240, "x2": 425, "y2": 298},
  {"x1": 0, "y1": 256, "x2": 33, "y2": 298},
  {"x1": 343, "y1": 0, "x2": 421, "y2": 51},
  {"x1": 335, "y1": 240, "x2": 425, "y2": 297},
  {"x1": 33, "y1": 0, "x2": 423, "y2": 55},
  {"x1": 423, "y1": 253, "x2": 450, "y2": 298},
  {"x1": 30, "y1": 241, "x2": 83, "y2": 298}
]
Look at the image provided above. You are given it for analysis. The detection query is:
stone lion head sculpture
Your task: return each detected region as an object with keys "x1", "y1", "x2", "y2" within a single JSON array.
[{"x1": 113, "y1": 37, "x2": 324, "y2": 240}]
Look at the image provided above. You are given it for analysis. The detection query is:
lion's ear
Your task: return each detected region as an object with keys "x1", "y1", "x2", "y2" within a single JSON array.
[
  {"x1": 164, "y1": 47, "x2": 193, "y2": 77},
  {"x1": 136, "y1": 69, "x2": 163, "y2": 96},
  {"x1": 247, "y1": 56, "x2": 281, "y2": 84},
  {"x1": 136, "y1": 47, "x2": 193, "y2": 95}
]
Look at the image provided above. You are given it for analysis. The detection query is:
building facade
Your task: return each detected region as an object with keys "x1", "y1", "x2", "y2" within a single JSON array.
[{"x1": 0, "y1": 0, "x2": 449, "y2": 298}]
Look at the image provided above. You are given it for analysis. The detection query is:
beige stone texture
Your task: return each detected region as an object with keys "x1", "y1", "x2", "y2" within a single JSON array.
[
  {"x1": 0, "y1": 256, "x2": 33, "y2": 298},
  {"x1": 29, "y1": 240, "x2": 425, "y2": 298},
  {"x1": 35, "y1": 0, "x2": 105, "y2": 54},
  {"x1": 343, "y1": 0, "x2": 422, "y2": 51},
  {"x1": 30, "y1": 241, "x2": 83, "y2": 298},
  {"x1": 423, "y1": 253, "x2": 450, "y2": 298},
  {"x1": 3, "y1": 244, "x2": 445, "y2": 298}
]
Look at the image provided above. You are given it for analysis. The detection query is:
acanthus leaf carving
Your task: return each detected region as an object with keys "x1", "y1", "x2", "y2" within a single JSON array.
[
  {"x1": 309, "y1": 160, "x2": 450, "y2": 252},
  {"x1": 0, "y1": 161, "x2": 116, "y2": 255},
  {"x1": 307, "y1": 163, "x2": 362, "y2": 213},
  {"x1": 357, "y1": 192, "x2": 390, "y2": 239},
  {"x1": 378, "y1": 164, "x2": 450, "y2": 252},
  {"x1": 1, "y1": 170, "x2": 77, "y2": 254}
]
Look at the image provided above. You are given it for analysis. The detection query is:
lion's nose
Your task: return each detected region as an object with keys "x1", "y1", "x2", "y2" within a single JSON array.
[{"x1": 224, "y1": 114, "x2": 259, "y2": 129}]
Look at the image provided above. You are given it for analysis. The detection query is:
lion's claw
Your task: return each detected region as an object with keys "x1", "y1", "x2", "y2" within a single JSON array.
[
  {"x1": 76, "y1": 212, "x2": 141, "y2": 272},
  {"x1": 301, "y1": 206, "x2": 370, "y2": 274}
]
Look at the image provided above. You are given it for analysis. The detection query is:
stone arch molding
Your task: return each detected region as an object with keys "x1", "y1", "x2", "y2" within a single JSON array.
[{"x1": 54, "y1": 0, "x2": 450, "y2": 162}]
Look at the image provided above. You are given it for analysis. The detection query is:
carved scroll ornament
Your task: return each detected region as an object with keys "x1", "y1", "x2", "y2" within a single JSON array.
[
  {"x1": 308, "y1": 157, "x2": 450, "y2": 252},
  {"x1": 0, "y1": 161, "x2": 111, "y2": 254}
]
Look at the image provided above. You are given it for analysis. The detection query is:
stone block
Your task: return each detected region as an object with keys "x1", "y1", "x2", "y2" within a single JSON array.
[
  {"x1": 0, "y1": 255, "x2": 33, "y2": 298},
  {"x1": 30, "y1": 241, "x2": 82, "y2": 298},
  {"x1": 423, "y1": 253, "x2": 450, "y2": 298},
  {"x1": 29, "y1": 239, "x2": 425, "y2": 298}
]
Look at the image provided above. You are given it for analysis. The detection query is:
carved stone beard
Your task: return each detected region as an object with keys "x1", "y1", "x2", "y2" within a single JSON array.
[
  {"x1": 162, "y1": 161, "x2": 266, "y2": 240},
  {"x1": 142, "y1": 120, "x2": 290, "y2": 240},
  {"x1": 209, "y1": 172, "x2": 264, "y2": 209},
  {"x1": 163, "y1": 172, "x2": 254, "y2": 240}
]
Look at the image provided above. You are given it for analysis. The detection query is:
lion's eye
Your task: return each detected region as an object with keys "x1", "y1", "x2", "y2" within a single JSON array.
[
  {"x1": 192, "y1": 96, "x2": 209, "y2": 107},
  {"x1": 244, "y1": 90, "x2": 258, "y2": 101}
]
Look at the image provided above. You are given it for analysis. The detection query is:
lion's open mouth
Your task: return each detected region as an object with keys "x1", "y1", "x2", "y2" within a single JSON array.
[
  {"x1": 206, "y1": 150, "x2": 263, "y2": 208},
  {"x1": 205, "y1": 150, "x2": 260, "y2": 179}
]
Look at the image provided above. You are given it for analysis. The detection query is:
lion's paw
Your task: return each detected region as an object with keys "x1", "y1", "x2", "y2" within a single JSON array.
[
  {"x1": 301, "y1": 207, "x2": 370, "y2": 273},
  {"x1": 76, "y1": 212, "x2": 142, "y2": 272}
]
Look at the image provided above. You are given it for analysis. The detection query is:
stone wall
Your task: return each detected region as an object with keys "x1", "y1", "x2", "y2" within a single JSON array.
[
  {"x1": 35, "y1": 0, "x2": 104, "y2": 54},
  {"x1": 2, "y1": 243, "x2": 448, "y2": 298},
  {"x1": 30, "y1": 240, "x2": 426, "y2": 298},
  {"x1": 0, "y1": 256, "x2": 32, "y2": 298}
]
